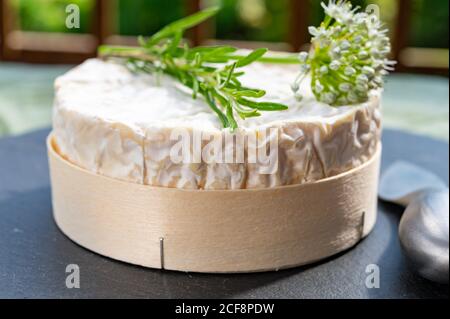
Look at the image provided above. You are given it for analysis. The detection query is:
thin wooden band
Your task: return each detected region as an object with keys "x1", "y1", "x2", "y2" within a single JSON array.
[{"x1": 48, "y1": 133, "x2": 381, "y2": 273}]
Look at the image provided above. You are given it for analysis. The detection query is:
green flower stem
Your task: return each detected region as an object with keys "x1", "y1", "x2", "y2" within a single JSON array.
[{"x1": 98, "y1": 45, "x2": 301, "y2": 65}]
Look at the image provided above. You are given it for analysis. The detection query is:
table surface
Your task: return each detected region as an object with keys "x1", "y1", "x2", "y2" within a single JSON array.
[{"x1": 0, "y1": 128, "x2": 448, "y2": 299}]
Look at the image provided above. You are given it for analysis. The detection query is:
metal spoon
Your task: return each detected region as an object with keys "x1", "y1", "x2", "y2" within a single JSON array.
[
  {"x1": 379, "y1": 161, "x2": 447, "y2": 206},
  {"x1": 399, "y1": 189, "x2": 449, "y2": 283},
  {"x1": 379, "y1": 161, "x2": 449, "y2": 284}
]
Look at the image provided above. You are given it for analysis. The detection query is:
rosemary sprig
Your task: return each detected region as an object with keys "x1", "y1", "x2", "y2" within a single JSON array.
[{"x1": 98, "y1": 6, "x2": 288, "y2": 130}]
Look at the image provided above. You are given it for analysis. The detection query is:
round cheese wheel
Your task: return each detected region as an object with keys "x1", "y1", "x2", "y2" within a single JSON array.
[{"x1": 53, "y1": 58, "x2": 381, "y2": 189}]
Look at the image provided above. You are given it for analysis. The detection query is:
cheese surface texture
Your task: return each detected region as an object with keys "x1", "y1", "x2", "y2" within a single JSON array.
[{"x1": 53, "y1": 58, "x2": 381, "y2": 189}]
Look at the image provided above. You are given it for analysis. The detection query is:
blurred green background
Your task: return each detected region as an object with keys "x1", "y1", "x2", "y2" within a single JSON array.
[
  {"x1": 0, "y1": 0, "x2": 449, "y2": 140},
  {"x1": 10, "y1": 0, "x2": 449, "y2": 48}
]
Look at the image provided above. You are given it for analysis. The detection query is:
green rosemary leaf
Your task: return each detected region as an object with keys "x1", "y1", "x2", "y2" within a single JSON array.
[
  {"x1": 193, "y1": 52, "x2": 202, "y2": 67},
  {"x1": 167, "y1": 31, "x2": 183, "y2": 54},
  {"x1": 254, "y1": 102, "x2": 289, "y2": 111},
  {"x1": 226, "y1": 104, "x2": 238, "y2": 130},
  {"x1": 210, "y1": 89, "x2": 237, "y2": 130},
  {"x1": 212, "y1": 89, "x2": 226, "y2": 104},
  {"x1": 237, "y1": 98, "x2": 288, "y2": 111},
  {"x1": 98, "y1": 45, "x2": 142, "y2": 56},
  {"x1": 228, "y1": 54, "x2": 299, "y2": 65},
  {"x1": 220, "y1": 62, "x2": 237, "y2": 88},
  {"x1": 238, "y1": 111, "x2": 261, "y2": 118},
  {"x1": 230, "y1": 89, "x2": 266, "y2": 98},
  {"x1": 236, "y1": 48, "x2": 268, "y2": 68},
  {"x1": 138, "y1": 35, "x2": 147, "y2": 47},
  {"x1": 146, "y1": 6, "x2": 220, "y2": 46},
  {"x1": 191, "y1": 76, "x2": 199, "y2": 99},
  {"x1": 204, "y1": 89, "x2": 229, "y2": 128},
  {"x1": 234, "y1": 103, "x2": 261, "y2": 119},
  {"x1": 191, "y1": 46, "x2": 237, "y2": 59},
  {"x1": 230, "y1": 76, "x2": 242, "y2": 88}
]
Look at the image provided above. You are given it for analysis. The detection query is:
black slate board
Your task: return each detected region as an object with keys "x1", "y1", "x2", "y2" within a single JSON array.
[{"x1": 0, "y1": 128, "x2": 448, "y2": 299}]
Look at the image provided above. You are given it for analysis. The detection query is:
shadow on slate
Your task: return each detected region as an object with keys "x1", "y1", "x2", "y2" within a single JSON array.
[{"x1": 0, "y1": 128, "x2": 448, "y2": 298}]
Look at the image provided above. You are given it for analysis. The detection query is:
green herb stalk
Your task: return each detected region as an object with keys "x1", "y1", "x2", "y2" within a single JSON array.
[{"x1": 98, "y1": 7, "x2": 291, "y2": 130}]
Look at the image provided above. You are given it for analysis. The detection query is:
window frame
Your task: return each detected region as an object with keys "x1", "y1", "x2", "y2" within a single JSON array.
[{"x1": 0, "y1": 0, "x2": 447, "y2": 75}]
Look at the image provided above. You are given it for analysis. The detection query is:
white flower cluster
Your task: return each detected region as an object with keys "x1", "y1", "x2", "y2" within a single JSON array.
[{"x1": 292, "y1": 0, "x2": 396, "y2": 106}]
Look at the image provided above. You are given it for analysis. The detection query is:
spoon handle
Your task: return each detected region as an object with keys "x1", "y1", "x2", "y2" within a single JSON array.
[{"x1": 379, "y1": 161, "x2": 447, "y2": 206}]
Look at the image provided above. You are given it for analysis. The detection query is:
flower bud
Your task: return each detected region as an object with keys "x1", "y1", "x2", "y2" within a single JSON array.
[
  {"x1": 315, "y1": 81, "x2": 325, "y2": 93},
  {"x1": 308, "y1": 26, "x2": 320, "y2": 37},
  {"x1": 330, "y1": 60, "x2": 341, "y2": 70},
  {"x1": 319, "y1": 65, "x2": 329, "y2": 74},
  {"x1": 339, "y1": 83, "x2": 352, "y2": 92},
  {"x1": 344, "y1": 66, "x2": 356, "y2": 76},
  {"x1": 298, "y1": 52, "x2": 309, "y2": 63}
]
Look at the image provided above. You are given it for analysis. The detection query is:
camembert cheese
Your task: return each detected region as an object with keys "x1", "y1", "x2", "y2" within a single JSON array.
[{"x1": 53, "y1": 59, "x2": 381, "y2": 189}]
